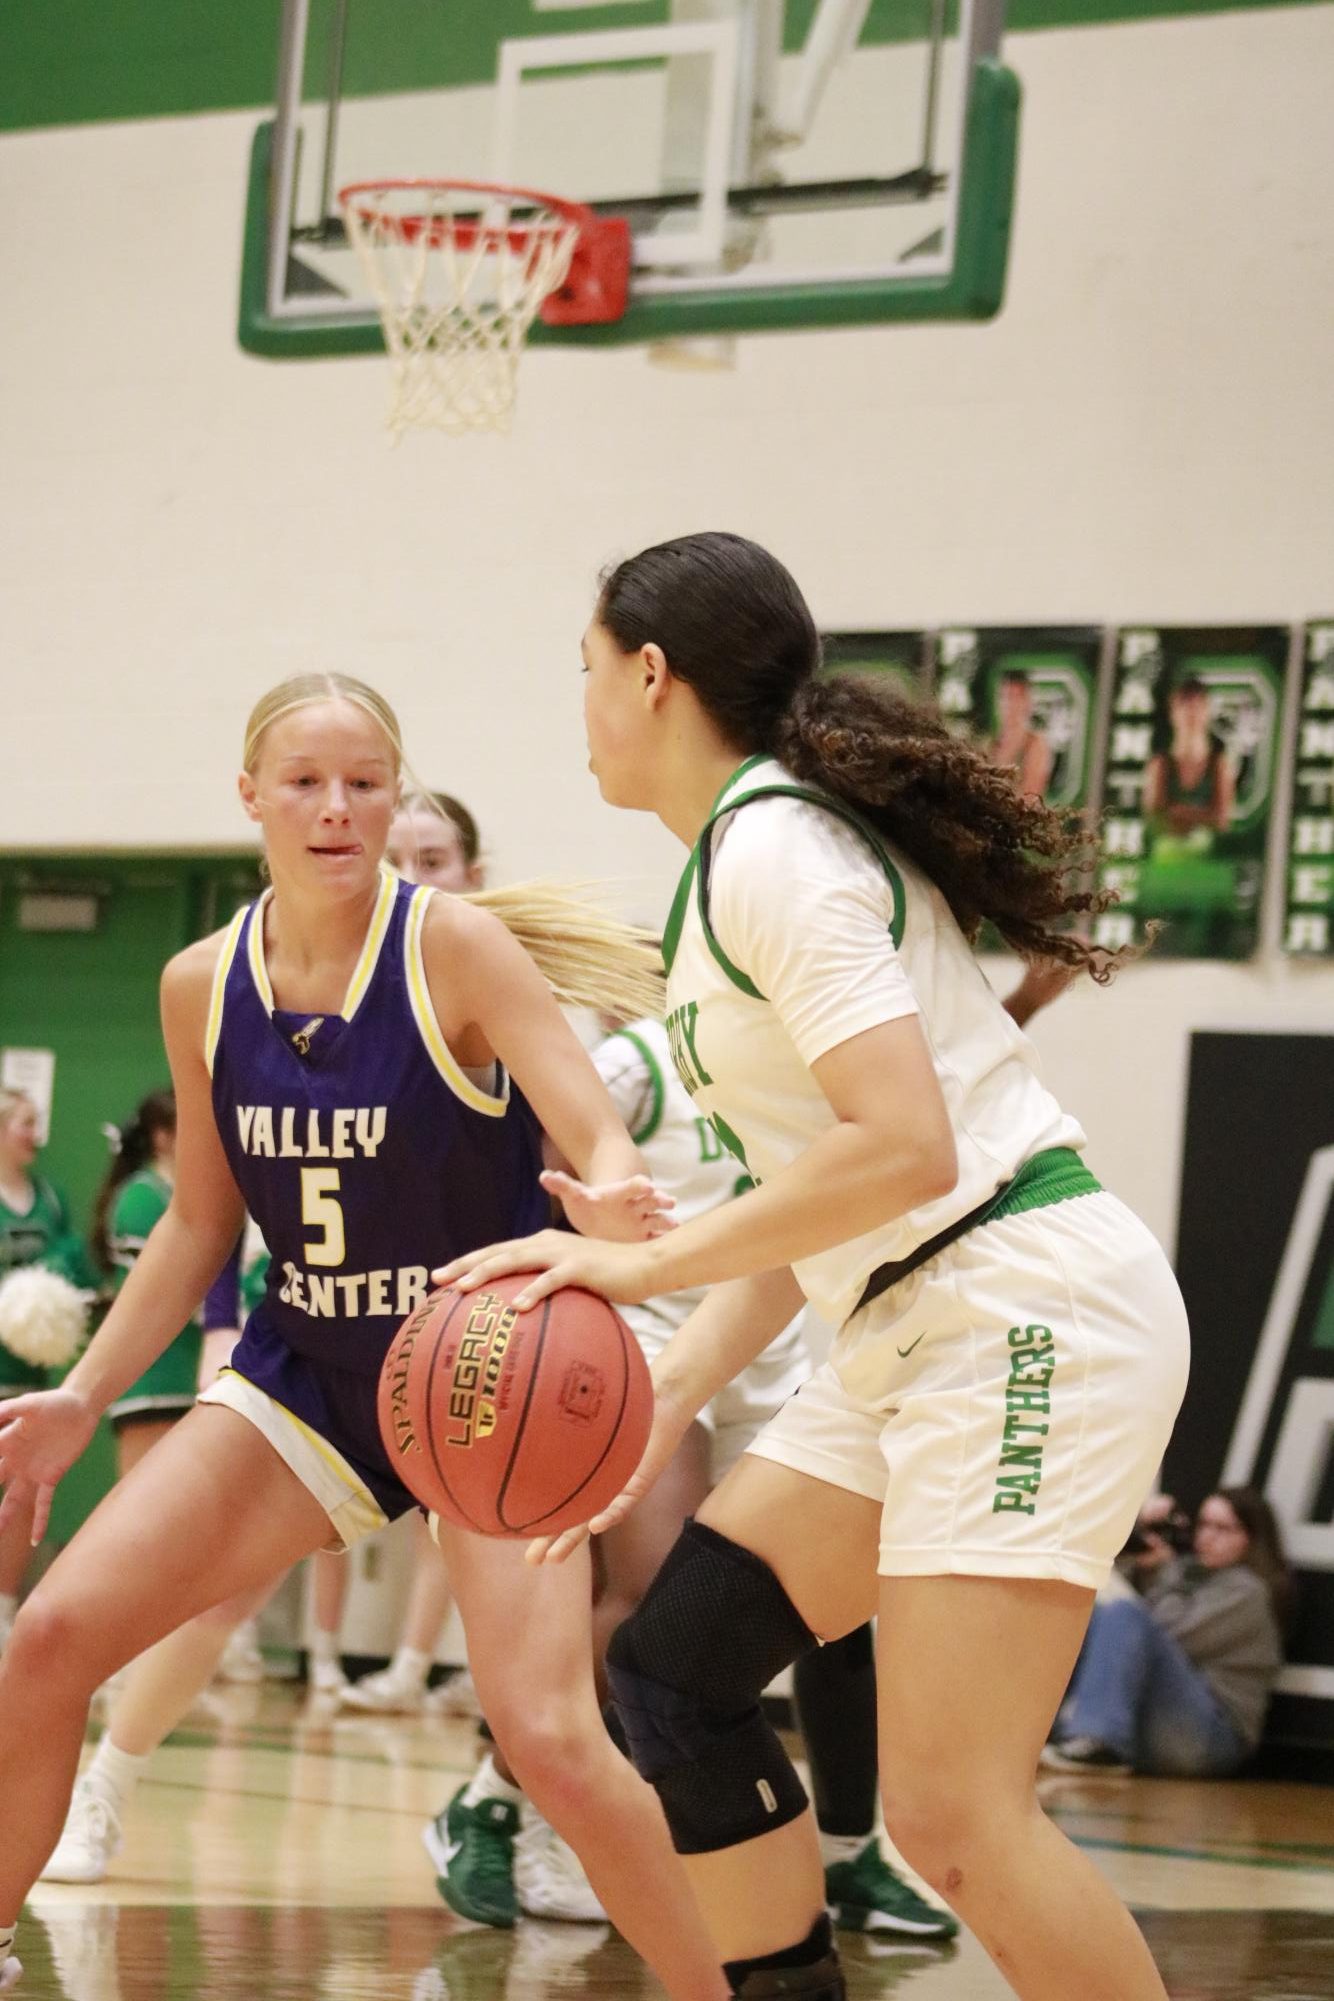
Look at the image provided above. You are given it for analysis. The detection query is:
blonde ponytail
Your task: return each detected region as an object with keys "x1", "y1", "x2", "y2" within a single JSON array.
[{"x1": 463, "y1": 882, "x2": 664, "y2": 1020}]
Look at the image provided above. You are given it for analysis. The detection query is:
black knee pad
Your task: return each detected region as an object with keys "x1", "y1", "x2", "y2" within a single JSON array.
[{"x1": 606, "y1": 1519, "x2": 817, "y2": 1854}]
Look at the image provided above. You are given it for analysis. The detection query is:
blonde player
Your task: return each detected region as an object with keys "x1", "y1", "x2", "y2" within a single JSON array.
[
  {"x1": 0, "y1": 672, "x2": 728, "y2": 2000},
  {"x1": 436, "y1": 533, "x2": 1191, "y2": 2001}
]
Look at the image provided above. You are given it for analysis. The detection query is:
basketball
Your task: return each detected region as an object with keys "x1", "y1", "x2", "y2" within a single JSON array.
[{"x1": 377, "y1": 1274, "x2": 653, "y2": 1537}]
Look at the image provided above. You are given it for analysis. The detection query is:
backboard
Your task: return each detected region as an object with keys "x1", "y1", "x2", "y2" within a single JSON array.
[{"x1": 239, "y1": 0, "x2": 1019, "y2": 356}]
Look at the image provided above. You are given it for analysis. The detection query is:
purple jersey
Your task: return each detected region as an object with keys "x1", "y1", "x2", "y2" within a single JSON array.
[{"x1": 207, "y1": 869, "x2": 547, "y2": 1382}]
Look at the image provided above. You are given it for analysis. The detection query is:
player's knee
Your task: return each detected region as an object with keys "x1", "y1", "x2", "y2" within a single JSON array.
[
  {"x1": 607, "y1": 1519, "x2": 817, "y2": 1853},
  {"x1": 490, "y1": 1700, "x2": 601, "y2": 1809},
  {"x1": 3, "y1": 1590, "x2": 100, "y2": 1699},
  {"x1": 879, "y1": 1770, "x2": 982, "y2": 1891}
]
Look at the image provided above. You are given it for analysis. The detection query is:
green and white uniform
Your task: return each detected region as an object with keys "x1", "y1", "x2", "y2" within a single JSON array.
[
  {"x1": 662, "y1": 757, "x2": 1190, "y2": 1589},
  {"x1": 105, "y1": 1169, "x2": 202, "y2": 1426},
  {"x1": 0, "y1": 1177, "x2": 77, "y2": 1395},
  {"x1": 594, "y1": 1018, "x2": 808, "y2": 1479}
]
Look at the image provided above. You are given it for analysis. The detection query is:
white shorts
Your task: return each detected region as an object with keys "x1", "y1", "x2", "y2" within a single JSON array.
[
  {"x1": 624, "y1": 1308, "x2": 810, "y2": 1483},
  {"x1": 746, "y1": 1191, "x2": 1190, "y2": 1591}
]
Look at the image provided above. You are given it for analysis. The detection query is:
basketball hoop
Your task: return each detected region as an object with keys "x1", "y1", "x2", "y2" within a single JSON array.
[{"x1": 338, "y1": 179, "x2": 630, "y2": 438}]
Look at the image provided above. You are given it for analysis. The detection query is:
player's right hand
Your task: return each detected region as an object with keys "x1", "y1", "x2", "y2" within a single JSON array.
[{"x1": 0, "y1": 1387, "x2": 99, "y2": 1544}]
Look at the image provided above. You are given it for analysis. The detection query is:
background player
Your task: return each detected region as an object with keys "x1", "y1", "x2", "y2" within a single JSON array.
[
  {"x1": 587, "y1": 1012, "x2": 957, "y2": 1946},
  {"x1": 342, "y1": 788, "x2": 489, "y2": 1717}
]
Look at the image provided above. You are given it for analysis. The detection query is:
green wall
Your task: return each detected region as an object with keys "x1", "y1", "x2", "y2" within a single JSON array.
[
  {"x1": 1, "y1": 1, "x2": 1326, "y2": 133},
  {"x1": 0, "y1": 853, "x2": 262, "y2": 1542}
]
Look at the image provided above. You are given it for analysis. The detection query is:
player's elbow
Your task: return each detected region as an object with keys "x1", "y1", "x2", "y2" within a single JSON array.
[
  {"x1": 868, "y1": 1126, "x2": 956, "y2": 1213},
  {"x1": 912, "y1": 1130, "x2": 959, "y2": 1208}
]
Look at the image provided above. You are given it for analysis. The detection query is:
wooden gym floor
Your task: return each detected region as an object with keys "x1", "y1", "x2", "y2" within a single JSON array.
[{"x1": 19, "y1": 1684, "x2": 1334, "y2": 1999}]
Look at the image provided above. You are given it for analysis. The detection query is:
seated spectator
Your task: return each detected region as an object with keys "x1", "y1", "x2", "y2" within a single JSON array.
[{"x1": 1041, "y1": 1487, "x2": 1289, "y2": 1777}]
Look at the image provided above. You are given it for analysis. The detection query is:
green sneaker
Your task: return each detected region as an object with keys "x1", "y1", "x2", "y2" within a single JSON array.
[
  {"x1": 422, "y1": 1784, "x2": 519, "y2": 1929},
  {"x1": 824, "y1": 1840, "x2": 959, "y2": 1940}
]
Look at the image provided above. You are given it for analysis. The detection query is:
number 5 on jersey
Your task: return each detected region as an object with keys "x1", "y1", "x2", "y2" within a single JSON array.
[{"x1": 302, "y1": 1167, "x2": 345, "y2": 1267}]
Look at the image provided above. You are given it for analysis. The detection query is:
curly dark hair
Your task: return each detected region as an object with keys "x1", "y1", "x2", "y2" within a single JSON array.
[
  {"x1": 597, "y1": 532, "x2": 1125, "y2": 977},
  {"x1": 775, "y1": 676, "x2": 1119, "y2": 971}
]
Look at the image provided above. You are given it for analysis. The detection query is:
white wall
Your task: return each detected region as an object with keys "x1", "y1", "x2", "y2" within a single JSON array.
[{"x1": 2, "y1": 5, "x2": 1332, "y2": 1248}]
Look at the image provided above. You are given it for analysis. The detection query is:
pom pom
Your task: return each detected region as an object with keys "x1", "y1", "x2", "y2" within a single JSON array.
[{"x1": 0, "y1": 1266, "x2": 89, "y2": 1369}]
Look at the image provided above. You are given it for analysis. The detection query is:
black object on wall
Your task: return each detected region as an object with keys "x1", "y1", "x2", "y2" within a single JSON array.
[{"x1": 1170, "y1": 1031, "x2": 1334, "y2": 1762}]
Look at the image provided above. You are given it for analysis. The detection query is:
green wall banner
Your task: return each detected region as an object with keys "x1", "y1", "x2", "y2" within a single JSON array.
[
  {"x1": 1093, "y1": 626, "x2": 1290, "y2": 961},
  {"x1": 821, "y1": 630, "x2": 928, "y2": 701},
  {"x1": 1282, "y1": 621, "x2": 1334, "y2": 959},
  {"x1": 3, "y1": 2, "x2": 1322, "y2": 134}
]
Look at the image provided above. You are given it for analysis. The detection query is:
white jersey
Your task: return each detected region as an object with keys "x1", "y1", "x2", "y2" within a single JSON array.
[
  {"x1": 662, "y1": 756, "x2": 1086, "y2": 1330},
  {"x1": 595, "y1": 1017, "x2": 809, "y2": 1465},
  {"x1": 595, "y1": 1017, "x2": 769, "y2": 1342}
]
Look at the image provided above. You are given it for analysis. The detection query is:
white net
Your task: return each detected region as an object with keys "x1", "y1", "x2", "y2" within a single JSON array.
[{"x1": 340, "y1": 182, "x2": 583, "y2": 438}]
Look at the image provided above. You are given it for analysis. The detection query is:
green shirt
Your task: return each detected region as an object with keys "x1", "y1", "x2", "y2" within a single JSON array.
[
  {"x1": 0, "y1": 1176, "x2": 70, "y2": 1277},
  {"x1": 109, "y1": 1170, "x2": 198, "y2": 1331}
]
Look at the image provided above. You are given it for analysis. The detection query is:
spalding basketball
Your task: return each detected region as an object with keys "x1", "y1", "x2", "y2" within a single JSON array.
[{"x1": 377, "y1": 1274, "x2": 653, "y2": 1537}]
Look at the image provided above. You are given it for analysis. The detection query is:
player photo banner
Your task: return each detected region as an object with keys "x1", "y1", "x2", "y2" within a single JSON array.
[
  {"x1": 820, "y1": 630, "x2": 928, "y2": 700},
  {"x1": 1282, "y1": 622, "x2": 1334, "y2": 959},
  {"x1": 932, "y1": 626, "x2": 1102, "y2": 812},
  {"x1": 931, "y1": 626, "x2": 1104, "y2": 956},
  {"x1": 1093, "y1": 626, "x2": 1289, "y2": 961}
]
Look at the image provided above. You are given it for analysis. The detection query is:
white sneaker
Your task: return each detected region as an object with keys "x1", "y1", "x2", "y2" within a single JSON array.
[
  {"x1": 427, "y1": 1668, "x2": 481, "y2": 1719},
  {"x1": 514, "y1": 1810, "x2": 607, "y2": 1923},
  {"x1": 308, "y1": 1655, "x2": 348, "y2": 1703},
  {"x1": 0, "y1": 1950, "x2": 21, "y2": 1992},
  {"x1": 216, "y1": 1620, "x2": 265, "y2": 1684},
  {"x1": 341, "y1": 1664, "x2": 428, "y2": 1714},
  {"x1": 39, "y1": 1780, "x2": 123, "y2": 1885}
]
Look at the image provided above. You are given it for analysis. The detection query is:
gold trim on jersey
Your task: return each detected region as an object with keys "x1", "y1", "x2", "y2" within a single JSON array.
[
  {"x1": 247, "y1": 889, "x2": 277, "y2": 1012},
  {"x1": 204, "y1": 906, "x2": 250, "y2": 1077},
  {"x1": 246, "y1": 865, "x2": 396, "y2": 1022},
  {"x1": 201, "y1": 1368, "x2": 388, "y2": 1546},
  {"x1": 404, "y1": 887, "x2": 509, "y2": 1118},
  {"x1": 341, "y1": 866, "x2": 398, "y2": 1022}
]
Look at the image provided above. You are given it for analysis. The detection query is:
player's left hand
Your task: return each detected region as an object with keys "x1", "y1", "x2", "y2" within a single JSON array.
[
  {"x1": 524, "y1": 1379, "x2": 697, "y2": 1566},
  {"x1": 539, "y1": 1168, "x2": 675, "y2": 1242},
  {"x1": 431, "y1": 1230, "x2": 657, "y2": 1311}
]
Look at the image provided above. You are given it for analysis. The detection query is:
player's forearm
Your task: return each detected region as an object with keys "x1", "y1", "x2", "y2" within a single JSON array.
[
  {"x1": 579, "y1": 1123, "x2": 645, "y2": 1190},
  {"x1": 65, "y1": 1207, "x2": 241, "y2": 1414},
  {"x1": 650, "y1": 1268, "x2": 807, "y2": 1421},
  {"x1": 639, "y1": 1120, "x2": 956, "y2": 1295}
]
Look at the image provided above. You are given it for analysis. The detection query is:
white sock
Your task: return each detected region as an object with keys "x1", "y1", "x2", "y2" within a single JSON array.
[
  {"x1": 389, "y1": 1645, "x2": 431, "y2": 1688},
  {"x1": 311, "y1": 1629, "x2": 340, "y2": 1667},
  {"x1": 86, "y1": 1738, "x2": 152, "y2": 1812},
  {"x1": 0, "y1": 1924, "x2": 14, "y2": 1952},
  {"x1": 819, "y1": 1831, "x2": 871, "y2": 1868},
  {"x1": 462, "y1": 1753, "x2": 523, "y2": 1810}
]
